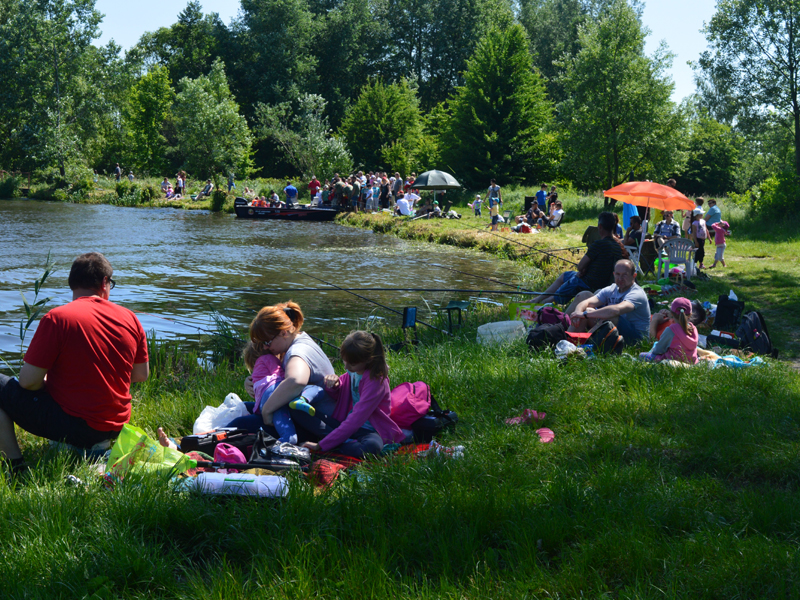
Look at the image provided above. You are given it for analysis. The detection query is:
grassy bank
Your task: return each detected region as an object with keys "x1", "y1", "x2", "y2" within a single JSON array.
[{"x1": 3, "y1": 310, "x2": 800, "y2": 598}]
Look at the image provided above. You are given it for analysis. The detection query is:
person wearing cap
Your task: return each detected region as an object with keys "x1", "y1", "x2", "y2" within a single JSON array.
[
  {"x1": 704, "y1": 199, "x2": 722, "y2": 228},
  {"x1": 639, "y1": 297, "x2": 699, "y2": 364},
  {"x1": 284, "y1": 181, "x2": 299, "y2": 206},
  {"x1": 473, "y1": 194, "x2": 483, "y2": 216},
  {"x1": 432, "y1": 200, "x2": 442, "y2": 218},
  {"x1": 567, "y1": 259, "x2": 651, "y2": 345}
]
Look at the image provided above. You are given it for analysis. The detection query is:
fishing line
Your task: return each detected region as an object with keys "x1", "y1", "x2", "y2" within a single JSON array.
[
  {"x1": 429, "y1": 264, "x2": 538, "y2": 293},
  {"x1": 474, "y1": 228, "x2": 579, "y2": 266},
  {"x1": 237, "y1": 287, "x2": 546, "y2": 296},
  {"x1": 296, "y1": 271, "x2": 452, "y2": 336}
]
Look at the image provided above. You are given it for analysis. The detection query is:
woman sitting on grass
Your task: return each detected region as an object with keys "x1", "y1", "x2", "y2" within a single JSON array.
[
  {"x1": 640, "y1": 297, "x2": 699, "y2": 365},
  {"x1": 296, "y1": 331, "x2": 405, "y2": 458}
]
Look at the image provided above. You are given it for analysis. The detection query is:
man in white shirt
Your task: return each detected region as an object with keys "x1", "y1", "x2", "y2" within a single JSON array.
[{"x1": 395, "y1": 193, "x2": 413, "y2": 216}]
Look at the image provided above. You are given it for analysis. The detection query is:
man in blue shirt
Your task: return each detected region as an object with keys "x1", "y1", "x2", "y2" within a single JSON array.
[
  {"x1": 284, "y1": 181, "x2": 298, "y2": 206},
  {"x1": 535, "y1": 184, "x2": 547, "y2": 210},
  {"x1": 704, "y1": 198, "x2": 722, "y2": 228}
]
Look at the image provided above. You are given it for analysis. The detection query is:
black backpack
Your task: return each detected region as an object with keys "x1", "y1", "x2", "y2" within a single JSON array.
[
  {"x1": 411, "y1": 396, "x2": 458, "y2": 443},
  {"x1": 526, "y1": 323, "x2": 567, "y2": 351},
  {"x1": 588, "y1": 321, "x2": 625, "y2": 354},
  {"x1": 735, "y1": 311, "x2": 777, "y2": 358},
  {"x1": 715, "y1": 295, "x2": 745, "y2": 331}
]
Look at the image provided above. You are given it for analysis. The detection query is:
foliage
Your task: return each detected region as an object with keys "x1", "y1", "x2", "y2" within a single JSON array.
[
  {"x1": 557, "y1": 0, "x2": 684, "y2": 198},
  {"x1": 173, "y1": 59, "x2": 254, "y2": 182},
  {"x1": 18, "y1": 252, "x2": 56, "y2": 363},
  {"x1": 679, "y1": 109, "x2": 740, "y2": 196},
  {"x1": 339, "y1": 79, "x2": 422, "y2": 173},
  {"x1": 441, "y1": 24, "x2": 555, "y2": 187},
  {"x1": 257, "y1": 94, "x2": 353, "y2": 180},
  {"x1": 752, "y1": 171, "x2": 800, "y2": 214},
  {"x1": 699, "y1": 0, "x2": 800, "y2": 181},
  {"x1": 0, "y1": 176, "x2": 23, "y2": 199},
  {"x1": 210, "y1": 189, "x2": 228, "y2": 212},
  {"x1": 115, "y1": 180, "x2": 159, "y2": 204},
  {"x1": 123, "y1": 66, "x2": 174, "y2": 175}
]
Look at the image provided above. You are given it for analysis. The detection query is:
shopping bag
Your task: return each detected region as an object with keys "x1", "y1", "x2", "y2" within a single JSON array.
[
  {"x1": 192, "y1": 393, "x2": 249, "y2": 434},
  {"x1": 107, "y1": 424, "x2": 194, "y2": 479}
]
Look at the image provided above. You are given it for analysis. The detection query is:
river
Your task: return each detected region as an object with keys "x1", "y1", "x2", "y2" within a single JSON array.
[{"x1": 0, "y1": 200, "x2": 525, "y2": 360}]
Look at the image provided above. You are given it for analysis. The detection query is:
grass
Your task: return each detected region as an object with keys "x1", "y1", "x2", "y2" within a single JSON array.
[{"x1": 3, "y1": 311, "x2": 800, "y2": 598}]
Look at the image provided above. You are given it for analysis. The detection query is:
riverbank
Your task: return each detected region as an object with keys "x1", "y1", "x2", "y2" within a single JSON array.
[{"x1": 3, "y1": 311, "x2": 800, "y2": 597}]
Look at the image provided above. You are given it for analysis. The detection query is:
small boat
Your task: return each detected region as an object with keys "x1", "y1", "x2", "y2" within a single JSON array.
[{"x1": 233, "y1": 198, "x2": 340, "y2": 221}]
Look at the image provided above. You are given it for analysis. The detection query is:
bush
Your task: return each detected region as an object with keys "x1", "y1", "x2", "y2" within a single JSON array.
[
  {"x1": 138, "y1": 183, "x2": 160, "y2": 203},
  {"x1": 753, "y1": 171, "x2": 800, "y2": 213},
  {"x1": 211, "y1": 190, "x2": 227, "y2": 211},
  {"x1": 0, "y1": 175, "x2": 22, "y2": 198},
  {"x1": 115, "y1": 180, "x2": 135, "y2": 198}
]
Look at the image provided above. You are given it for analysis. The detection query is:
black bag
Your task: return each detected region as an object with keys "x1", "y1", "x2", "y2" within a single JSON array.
[
  {"x1": 248, "y1": 429, "x2": 310, "y2": 471},
  {"x1": 735, "y1": 311, "x2": 777, "y2": 357},
  {"x1": 179, "y1": 428, "x2": 256, "y2": 455},
  {"x1": 411, "y1": 396, "x2": 458, "y2": 443},
  {"x1": 714, "y1": 295, "x2": 745, "y2": 331},
  {"x1": 588, "y1": 321, "x2": 625, "y2": 354},
  {"x1": 526, "y1": 323, "x2": 567, "y2": 351}
]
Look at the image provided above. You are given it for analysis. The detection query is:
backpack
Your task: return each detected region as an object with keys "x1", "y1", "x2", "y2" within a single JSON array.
[
  {"x1": 536, "y1": 306, "x2": 571, "y2": 327},
  {"x1": 526, "y1": 323, "x2": 567, "y2": 351},
  {"x1": 588, "y1": 321, "x2": 625, "y2": 354},
  {"x1": 390, "y1": 381, "x2": 458, "y2": 442},
  {"x1": 714, "y1": 295, "x2": 745, "y2": 331},
  {"x1": 735, "y1": 311, "x2": 777, "y2": 357}
]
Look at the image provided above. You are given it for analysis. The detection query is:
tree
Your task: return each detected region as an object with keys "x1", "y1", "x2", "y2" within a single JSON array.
[
  {"x1": 680, "y1": 109, "x2": 740, "y2": 196},
  {"x1": 440, "y1": 24, "x2": 555, "y2": 187},
  {"x1": 123, "y1": 66, "x2": 174, "y2": 175},
  {"x1": 338, "y1": 79, "x2": 422, "y2": 172},
  {"x1": 557, "y1": 0, "x2": 684, "y2": 200},
  {"x1": 173, "y1": 59, "x2": 254, "y2": 183},
  {"x1": 699, "y1": 0, "x2": 800, "y2": 182},
  {"x1": 257, "y1": 94, "x2": 353, "y2": 180}
]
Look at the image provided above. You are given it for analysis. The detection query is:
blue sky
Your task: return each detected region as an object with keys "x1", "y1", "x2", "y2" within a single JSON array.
[{"x1": 95, "y1": 0, "x2": 717, "y2": 102}]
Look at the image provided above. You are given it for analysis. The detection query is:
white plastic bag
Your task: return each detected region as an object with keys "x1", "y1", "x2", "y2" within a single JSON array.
[
  {"x1": 192, "y1": 393, "x2": 249, "y2": 434},
  {"x1": 477, "y1": 321, "x2": 526, "y2": 345}
]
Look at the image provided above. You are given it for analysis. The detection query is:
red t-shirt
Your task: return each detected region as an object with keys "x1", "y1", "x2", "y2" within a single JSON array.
[
  {"x1": 308, "y1": 179, "x2": 321, "y2": 195},
  {"x1": 24, "y1": 296, "x2": 148, "y2": 431}
]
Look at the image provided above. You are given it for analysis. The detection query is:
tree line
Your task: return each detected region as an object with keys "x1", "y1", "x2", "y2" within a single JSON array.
[{"x1": 0, "y1": 0, "x2": 796, "y2": 205}]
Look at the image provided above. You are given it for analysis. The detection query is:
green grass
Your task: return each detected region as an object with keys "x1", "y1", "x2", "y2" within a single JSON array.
[{"x1": 3, "y1": 308, "x2": 800, "y2": 598}]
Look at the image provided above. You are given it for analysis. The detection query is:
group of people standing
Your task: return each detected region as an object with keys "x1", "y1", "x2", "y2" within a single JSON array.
[{"x1": 313, "y1": 171, "x2": 418, "y2": 212}]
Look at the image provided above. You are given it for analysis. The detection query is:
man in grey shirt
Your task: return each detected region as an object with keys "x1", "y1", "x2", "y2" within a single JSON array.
[{"x1": 567, "y1": 259, "x2": 651, "y2": 344}]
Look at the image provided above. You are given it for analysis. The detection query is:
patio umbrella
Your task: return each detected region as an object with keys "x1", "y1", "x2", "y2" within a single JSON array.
[
  {"x1": 412, "y1": 170, "x2": 462, "y2": 190},
  {"x1": 604, "y1": 181, "x2": 695, "y2": 211}
]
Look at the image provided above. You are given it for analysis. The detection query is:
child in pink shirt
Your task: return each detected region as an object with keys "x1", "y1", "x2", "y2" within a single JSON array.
[
  {"x1": 640, "y1": 297, "x2": 699, "y2": 364},
  {"x1": 709, "y1": 220, "x2": 731, "y2": 268}
]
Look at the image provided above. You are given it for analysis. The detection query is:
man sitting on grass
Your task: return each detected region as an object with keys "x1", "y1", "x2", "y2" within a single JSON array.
[
  {"x1": 197, "y1": 180, "x2": 214, "y2": 199},
  {"x1": 0, "y1": 253, "x2": 149, "y2": 476},
  {"x1": 534, "y1": 212, "x2": 625, "y2": 305},
  {"x1": 566, "y1": 259, "x2": 651, "y2": 345}
]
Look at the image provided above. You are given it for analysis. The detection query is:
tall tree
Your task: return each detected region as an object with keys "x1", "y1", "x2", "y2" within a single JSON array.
[
  {"x1": 557, "y1": 0, "x2": 684, "y2": 199},
  {"x1": 441, "y1": 24, "x2": 555, "y2": 187},
  {"x1": 338, "y1": 79, "x2": 422, "y2": 172},
  {"x1": 699, "y1": 0, "x2": 800, "y2": 180},
  {"x1": 680, "y1": 106, "x2": 740, "y2": 196},
  {"x1": 173, "y1": 59, "x2": 254, "y2": 183},
  {"x1": 123, "y1": 66, "x2": 175, "y2": 175}
]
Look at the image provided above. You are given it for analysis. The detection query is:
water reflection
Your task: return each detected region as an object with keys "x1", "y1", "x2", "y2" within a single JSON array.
[{"x1": 0, "y1": 200, "x2": 525, "y2": 355}]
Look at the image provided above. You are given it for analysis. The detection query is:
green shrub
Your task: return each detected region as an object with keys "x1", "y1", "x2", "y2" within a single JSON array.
[
  {"x1": 138, "y1": 183, "x2": 160, "y2": 203},
  {"x1": 0, "y1": 175, "x2": 22, "y2": 198},
  {"x1": 29, "y1": 185, "x2": 57, "y2": 200},
  {"x1": 753, "y1": 171, "x2": 800, "y2": 213},
  {"x1": 70, "y1": 177, "x2": 95, "y2": 195},
  {"x1": 115, "y1": 180, "x2": 135, "y2": 198}
]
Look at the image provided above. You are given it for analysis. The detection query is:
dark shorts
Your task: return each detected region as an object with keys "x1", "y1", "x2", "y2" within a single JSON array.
[
  {"x1": 0, "y1": 374, "x2": 119, "y2": 449},
  {"x1": 553, "y1": 271, "x2": 591, "y2": 304},
  {"x1": 491, "y1": 215, "x2": 499, "y2": 225},
  {"x1": 615, "y1": 315, "x2": 646, "y2": 345}
]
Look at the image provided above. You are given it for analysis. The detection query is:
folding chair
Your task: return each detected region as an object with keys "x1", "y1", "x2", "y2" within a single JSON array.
[
  {"x1": 545, "y1": 211, "x2": 564, "y2": 231},
  {"x1": 502, "y1": 210, "x2": 511, "y2": 222},
  {"x1": 443, "y1": 300, "x2": 470, "y2": 333},
  {"x1": 624, "y1": 219, "x2": 648, "y2": 276}
]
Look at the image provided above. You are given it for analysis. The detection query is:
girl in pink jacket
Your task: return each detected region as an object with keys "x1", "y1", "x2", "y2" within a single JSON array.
[
  {"x1": 640, "y1": 297, "x2": 699, "y2": 364},
  {"x1": 301, "y1": 331, "x2": 404, "y2": 457}
]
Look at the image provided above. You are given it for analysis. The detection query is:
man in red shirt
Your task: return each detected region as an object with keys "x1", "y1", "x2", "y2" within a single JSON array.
[
  {"x1": 0, "y1": 253, "x2": 149, "y2": 472},
  {"x1": 308, "y1": 175, "x2": 321, "y2": 199}
]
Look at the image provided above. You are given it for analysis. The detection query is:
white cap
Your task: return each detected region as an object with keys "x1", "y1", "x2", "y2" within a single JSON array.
[
  {"x1": 476, "y1": 195, "x2": 481, "y2": 198},
  {"x1": 692, "y1": 208, "x2": 704, "y2": 215}
]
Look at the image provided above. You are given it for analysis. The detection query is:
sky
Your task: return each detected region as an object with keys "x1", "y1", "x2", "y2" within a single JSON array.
[{"x1": 95, "y1": 0, "x2": 718, "y2": 103}]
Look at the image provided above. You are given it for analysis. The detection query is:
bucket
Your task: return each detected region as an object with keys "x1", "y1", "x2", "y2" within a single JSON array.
[{"x1": 477, "y1": 320, "x2": 526, "y2": 345}]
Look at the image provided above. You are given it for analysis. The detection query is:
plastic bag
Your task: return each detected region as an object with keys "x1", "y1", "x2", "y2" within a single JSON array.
[
  {"x1": 107, "y1": 424, "x2": 194, "y2": 479},
  {"x1": 192, "y1": 393, "x2": 249, "y2": 434}
]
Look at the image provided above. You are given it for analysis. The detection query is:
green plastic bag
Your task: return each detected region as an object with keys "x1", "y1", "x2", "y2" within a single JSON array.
[{"x1": 107, "y1": 424, "x2": 195, "y2": 478}]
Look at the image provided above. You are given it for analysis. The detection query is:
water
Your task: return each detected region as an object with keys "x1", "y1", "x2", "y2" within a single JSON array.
[{"x1": 0, "y1": 200, "x2": 528, "y2": 358}]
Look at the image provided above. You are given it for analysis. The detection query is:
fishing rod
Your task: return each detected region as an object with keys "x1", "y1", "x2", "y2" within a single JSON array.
[
  {"x1": 475, "y1": 228, "x2": 579, "y2": 266},
  {"x1": 296, "y1": 270, "x2": 452, "y2": 336},
  {"x1": 241, "y1": 287, "x2": 546, "y2": 296},
  {"x1": 429, "y1": 264, "x2": 538, "y2": 293}
]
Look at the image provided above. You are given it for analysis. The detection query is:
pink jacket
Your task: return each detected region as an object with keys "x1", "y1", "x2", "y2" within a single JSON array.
[
  {"x1": 661, "y1": 322, "x2": 699, "y2": 364},
  {"x1": 320, "y1": 372, "x2": 404, "y2": 452},
  {"x1": 252, "y1": 354, "x2": 284, "y2": 413}
]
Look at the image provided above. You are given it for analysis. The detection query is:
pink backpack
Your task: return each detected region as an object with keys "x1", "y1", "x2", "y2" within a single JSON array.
[
  {"x1": 214, "y1": 443, "x2": 246, "y2": 468},
  {"x1": 390, "y1": 382, "x2": 432, "y2": 428}
]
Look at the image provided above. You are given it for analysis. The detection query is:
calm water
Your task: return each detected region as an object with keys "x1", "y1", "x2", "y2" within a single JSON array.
[{"x1": 0, "y1": 200, "x2": 523, "y2": 357}]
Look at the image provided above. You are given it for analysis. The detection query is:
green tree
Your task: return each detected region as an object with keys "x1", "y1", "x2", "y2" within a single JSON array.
[
  {"x1": 557, "y1": 0, "x2": 684, "y2": 200},
  {"x1": 123, "y1": 66, "x2": 175, "y2": 175},
  {"x1": 173, "y1": 59, "x2": 254, "y2": 183},
  {"x1": 699, "y1": 0, "x2": 800, "y2": 182},
  {"x1": 680, "y1": 109, "x2": 740, "y2": 196},
  {"x1": 441, "y1": 24, "x2": 554, "y2": 187},
  {"x1": 338, "y1": 79, "x2": 422, "y2": 172},
  {"x1": 257, "y1": 94, "x2": 353, "y2": 180}
]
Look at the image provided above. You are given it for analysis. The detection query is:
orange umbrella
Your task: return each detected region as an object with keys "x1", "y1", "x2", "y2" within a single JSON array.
[{"x1": 604, "y1": 181, "x2": 695, "y2": 211}]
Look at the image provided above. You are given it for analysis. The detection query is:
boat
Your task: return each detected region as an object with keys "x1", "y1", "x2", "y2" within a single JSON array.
[{"x1": 233, "y1": 198, "x2": 340, "y2": 221}]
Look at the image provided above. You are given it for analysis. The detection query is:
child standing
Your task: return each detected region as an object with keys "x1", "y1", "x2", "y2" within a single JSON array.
[
  {"x1": 299, "y1": 331, "x2": 404, "y2": 458},
  {"x1": 640, "y1": 297, "x2": 699, "y2": 364},
  {"x1": 473, "y1": 194, "x2": 482, "y2": 216},
  {"x1": 487, "y1": 178, "x2": 502, "y2": 231},
  {"x1": 225, "y1": 341, "x2": 316, "y2": 442},
  {"x1": 690, "y1": 210, "x2": 708, "y2": 268},
  {"x1": 709, "y1": 220, "x2": 731, "y2": 268}
]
